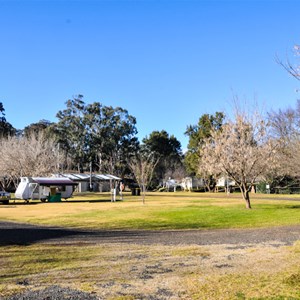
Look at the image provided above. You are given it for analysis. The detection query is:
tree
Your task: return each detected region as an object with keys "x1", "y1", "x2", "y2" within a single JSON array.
[
  {"x1": 23, "y1": 119, "x2": 53, "y2": 138},
  {"x1": 0, "y1": 132, "x2": 64, "y2": 189},
  {"x1": 185, "y1": 112, "x2": 225, "y2": 191},
  {"x1": 0, "y1": 102, "x2": 15, "y2": 137},
  {"x1": 52, "y1": 95, "x2": 139, "y2": 175},
  {"x1": 128, "y1": 153, "x2": 159, "y2": 204},
  {"x1": 53, "y1": 95, "x2": 88, "y2": 172},
  {"x1": 200, "y1": 110, "x2": 277, "y2": 209},
  {"x1": 84, "y1": 103, "x2": 139, "y2": 176},
  {"x1": 141, "y1": 130, "x2": 183, "y2": 187},
  {"x1": 277, "y1": 45, "x2": 300, "y2": 82},
  {"x1": 268, "y1": 100, "x2": 300, "y2": 180}
]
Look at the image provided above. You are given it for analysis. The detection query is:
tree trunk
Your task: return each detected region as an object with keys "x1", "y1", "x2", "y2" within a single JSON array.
[
  {"x1": 239, "y1": 184, "x2": 252, "y2": 209},
  {"x1": 205, "y1": 183, "x2": 211, "y2": 192},
  {"x1": 141, "y1": 184, "x2": 146, "y2": 205}
]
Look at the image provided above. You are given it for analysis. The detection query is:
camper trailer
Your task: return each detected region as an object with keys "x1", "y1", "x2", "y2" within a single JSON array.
[{"x1": 15, "y1": 177, "x2": 77, "y2": 202}]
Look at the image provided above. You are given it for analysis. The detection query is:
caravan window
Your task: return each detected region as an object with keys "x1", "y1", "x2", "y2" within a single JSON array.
[{"x1": 58, "y1": 186, "x2": 66, "y2": 192}]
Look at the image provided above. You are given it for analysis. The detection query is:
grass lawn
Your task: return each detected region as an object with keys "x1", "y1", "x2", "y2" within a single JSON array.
[
  {"x1": 1, "y1": 191, "x2": 300, "y2": 299},
  {"x1": 0, "y1": 191, "x2": 300, "y2": 230}
]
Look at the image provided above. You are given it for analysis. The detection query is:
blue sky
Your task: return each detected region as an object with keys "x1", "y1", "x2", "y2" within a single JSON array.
[{"x1": 1, "y1": 0, "x2": 300, "y2": 150}]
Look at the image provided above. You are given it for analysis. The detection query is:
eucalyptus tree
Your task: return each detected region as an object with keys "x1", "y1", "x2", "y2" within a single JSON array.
[
  {"x1": 0, "y1": 102, "x2": 15, "y2": 137},
  {"x1": 84, "y1": 102, "x2": 139, "y2": 175},
  {"x1": 141, "y1": 130, "x2": 183, "y2": 187},
  {"x1": 54, "y1": 95, "x2": 88, "y2": 172},
  {"x1": 23, "y1": 119, "x2": 53, "y2": 138},
  {"x1": 185, "y1": 112, "x2": 225, "y2": 191},
  {"x1": 52, "y1": 95, "x2": 139, "y2": 175}
]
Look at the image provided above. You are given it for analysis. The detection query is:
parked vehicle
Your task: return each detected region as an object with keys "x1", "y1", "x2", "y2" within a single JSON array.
[
  {"x1": 15, "y1": 177, "x2": 77, "y2": 202},
  {"x1": 0, "y1": 190, "x2": 10, "y2": 204}
]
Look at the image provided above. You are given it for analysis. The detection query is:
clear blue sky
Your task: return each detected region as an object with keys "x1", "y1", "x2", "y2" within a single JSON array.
[{"x1": 1, "y1": 0, "x2": 300, "y2": 150}]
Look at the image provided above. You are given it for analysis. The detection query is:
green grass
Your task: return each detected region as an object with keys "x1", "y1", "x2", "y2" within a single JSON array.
[
  {"x1": 1, "y1": 191, "x2": 300, "y2": 230},
  {"x1": 1, "y1": 192, "x2": 300, "y2": 299}
]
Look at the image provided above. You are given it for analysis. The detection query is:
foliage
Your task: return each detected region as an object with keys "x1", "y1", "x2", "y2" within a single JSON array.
[
  {"x1": 0, "y1": 102, "x2": 15, "y2": 137},
  {"x1": 23, "y1": 119, "x2": 53, "y2": 138},
  {"x1": 185, "y1": 112, "x2": 225, "y2": 191},
  {"x1": 52, "y1": 95, "x2": 89, "y2": 172},
  {"x1": 51, "y1": 95, "x2": 139, "y2": 175},
  {"x1": 84, "y1": 101, "x2": 139, "y2": 175},
  {"x1": 141, "y1": 130, "x2": 183, "y2": 187}
]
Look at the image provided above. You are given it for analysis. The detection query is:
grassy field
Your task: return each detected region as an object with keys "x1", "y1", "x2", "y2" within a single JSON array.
[
  {"x1": 1, "y1": 237, "x2": 300, "y2": 299},
  {"x1": 0, "y1": 191, "x2": 300, "y2": 229},
  {"x1": 1, "y1": 191, "x2": 300, "y2": 299}
]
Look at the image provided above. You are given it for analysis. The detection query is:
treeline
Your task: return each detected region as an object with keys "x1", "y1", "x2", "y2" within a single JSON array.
[
  {"x1": 1, "y1": 45, "x2": 300, "y2": 207},
  {"x1": 1, "y1": 95, "x2": 300, "y2": 209},
  {"x1": 0, "y1": 95, "x2": 184, "y2": 190}
]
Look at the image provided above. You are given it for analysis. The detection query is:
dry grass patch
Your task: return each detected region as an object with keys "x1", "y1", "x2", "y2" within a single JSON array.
[{"x1": 1, "y1": 241, "x2": 300, "y2": 299}]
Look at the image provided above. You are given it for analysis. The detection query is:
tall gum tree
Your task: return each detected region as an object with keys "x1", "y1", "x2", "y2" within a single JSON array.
[
  {"x1": 185, "y1": 112, "x2": 225, "y2": 191},
  {"x1": 200, "y1": 110, "x2": 278, "y2": 209},
  {"x1": 142, "y1": 130, "x2": 183, "y2": 187},
  {"x1": 0, "y1": 101, "x2": 15, "y2": 137}
]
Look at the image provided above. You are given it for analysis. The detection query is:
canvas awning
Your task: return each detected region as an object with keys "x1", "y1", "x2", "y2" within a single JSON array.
[{"x1": 32, "y1": 177, "x2": 78, "y2": 186}]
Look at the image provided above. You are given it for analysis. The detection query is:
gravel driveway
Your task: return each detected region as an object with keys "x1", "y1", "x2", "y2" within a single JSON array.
[{"x1": 1, "y1": 220, "x2": 299, "y2": 246}]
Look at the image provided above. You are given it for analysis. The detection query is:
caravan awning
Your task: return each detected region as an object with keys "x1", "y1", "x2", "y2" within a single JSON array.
[{"x1": 32, "y1": 177, "x2": 78, "y2": 186}]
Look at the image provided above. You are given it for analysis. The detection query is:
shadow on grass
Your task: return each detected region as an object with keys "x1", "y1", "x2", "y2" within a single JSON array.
[
  {"x1": 0, "y1": 221, "x2": 155, "y2": 246},
  {"x1": 0, "y1": 199, "x2": 124, "y2": 206},
  {"x1": 1, "y1": 220, "x2": 300, "y2": 248}
]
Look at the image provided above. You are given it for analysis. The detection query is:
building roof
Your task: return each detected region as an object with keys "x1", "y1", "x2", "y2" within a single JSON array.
[{"x1": 56, "y1": 173, "x2": 122, "y2": 181}]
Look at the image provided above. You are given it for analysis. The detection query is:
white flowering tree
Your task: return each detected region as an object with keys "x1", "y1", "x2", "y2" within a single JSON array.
[{"x1": 200, "y1": 111, "x2": 278, "y2": 209}]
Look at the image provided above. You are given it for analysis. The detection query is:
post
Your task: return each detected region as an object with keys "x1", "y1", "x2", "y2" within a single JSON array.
[{"x1": 89, "y1": 161, "x2": 92, "y2": 191}]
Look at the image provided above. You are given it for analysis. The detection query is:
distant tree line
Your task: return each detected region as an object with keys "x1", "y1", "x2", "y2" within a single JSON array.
[
  {"x1": 0, "y1": 96, "x2": 183, "y2": 190},
  {"x1": 1, "y1": 44, "x2": 300, "y2": 208}
]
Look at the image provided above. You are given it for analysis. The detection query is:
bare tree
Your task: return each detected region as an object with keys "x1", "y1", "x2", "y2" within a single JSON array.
[
  {"x1": 128, "y1": 153, "x2": 159, "y2": 204},
  {"x1": 276, "y1": 45, "x2": 300, "y2": 82},
  {"x1": 200, "y1": 110, "x2": 278, "y2": 209},
  {"x1": 268, "y1": 100, "x2": 300, "y2": 179},
  {"x1": 0, "y1": 132, "x2": 64, "y2": 189}
]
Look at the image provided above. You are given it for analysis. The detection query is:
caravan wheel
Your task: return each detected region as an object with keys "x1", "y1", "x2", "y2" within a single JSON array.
[{"x1": 40, "y1": 199, "x2": 47, "y2": 203}]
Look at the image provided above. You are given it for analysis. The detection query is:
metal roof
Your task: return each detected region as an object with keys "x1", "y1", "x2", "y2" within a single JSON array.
[
  {"x1": 93, "y1": 174, "x2": 111, "y2": 180},
  {"x1": 104, "y1": 174, "x2": 122, "y2": 180},
  {"x1": 58, "y1": 173, "x2": 81, "y2": 180},
  {"x1": 55, "y1": 173, "x2": 121, "y2": 181}
]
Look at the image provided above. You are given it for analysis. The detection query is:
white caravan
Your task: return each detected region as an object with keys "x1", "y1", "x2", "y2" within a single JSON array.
[{"x1": 15, "y1": 177, "x2": 77, "y2": 202}]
